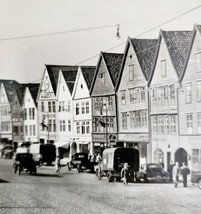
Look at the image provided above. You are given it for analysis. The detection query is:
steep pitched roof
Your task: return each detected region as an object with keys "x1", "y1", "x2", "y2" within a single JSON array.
[
  {"x1": 102, "y1": 52, "x2": 123, "y2": 86},
  {"x1": 27, "y1": 84, "x2": 40, "y2": 106},
  {"x1": 130, "y1": 38, "x2": 158, "y2": 80},
  {"x1": 45, "y1": 65, "x2": 71, "y2": 95},
  {"x1": 61, "y1": 66, "x2": 79, "y2": 94},
  {"x1": 162, "y1": 30, "x2": 193, "y2": 76},
  {"x1": 15, "y1": 84, "x2": 30, "y2": 106},
  {"x1": 80, "y1": 66, "x2": 96, "y2": 90},
  {"x1": 1, "y1": 80, "x2": 20, "y2": 104}
]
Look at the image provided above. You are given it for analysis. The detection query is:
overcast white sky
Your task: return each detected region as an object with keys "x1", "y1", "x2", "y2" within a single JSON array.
[{"x1": 0, "y1": 0, "x2": 201, "y2": 83}]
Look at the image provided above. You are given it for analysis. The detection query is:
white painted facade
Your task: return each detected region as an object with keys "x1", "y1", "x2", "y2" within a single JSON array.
[{"x1": 22, "y1": 87, "x2": 39, "y2": 143}]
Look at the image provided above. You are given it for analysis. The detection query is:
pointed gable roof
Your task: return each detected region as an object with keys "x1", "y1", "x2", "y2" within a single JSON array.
[
  {"x1": 61, "y1": 66, "x2": 79, "y2": 94},
  {"x1": 130, "y1": 38, "x2": 158, "y2": 80},
  {"x1": 1, "y1": 80, "x2": 20, "y2": 104},
  {"x1": 45, "y1": 65, "x2": 69, "y2": 95},
  {"x1": 15, "y1": 84, "x2": 29, "y2": 106},
  {"x1": 27, "y1": 84, "x2": 40, "y2": 106},
  {"x1": 196, "y1": 24, "x2": 201, "y2": 34},
  {"x1": 101, "y1": 52, "x2": 123, "y2": 86},
  {"x1": 161, "y1": 30, "x2": 193, "y2": 76},
  {"x1": 80, "y1": 66, "x2": 96, "y2": 90}
]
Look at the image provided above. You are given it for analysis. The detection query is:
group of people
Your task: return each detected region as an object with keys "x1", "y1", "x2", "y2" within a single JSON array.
[{"x1": 168, "y1": 161, "x2": 190, "y2": 188}]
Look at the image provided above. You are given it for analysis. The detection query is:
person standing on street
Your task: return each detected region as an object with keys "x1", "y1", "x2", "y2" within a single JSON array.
[
  {"x1": 172, "y1": 162, "x2": 180, "y2": 187},
  {"x1": 55, "y1": 156, "x2": 61, "y2": 173},
  {"x1": 168, "y1": 161, "x2": 174, "y2": 182},
  {"x1": 180, "y1": 162, "x2": 190, "y2": 187},
  {"x1": 121, "y1": 163, "x2": 129, "y2": 185}
]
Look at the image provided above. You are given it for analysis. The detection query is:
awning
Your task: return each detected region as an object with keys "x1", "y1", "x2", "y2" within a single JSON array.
[{"x1": 55, "y1": 141, "x2": 70, "y2": 149}]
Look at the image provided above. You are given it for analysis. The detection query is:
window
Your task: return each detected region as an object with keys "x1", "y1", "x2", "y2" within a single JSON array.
[
  {"x1": 1, "y1": 122, "x2": 11, "y2": 132},
  {"x1": 60, "y1": 120, "x2": 66, "y2": 132},
  {"x1": 186, "y1": 113, "x2": 193, "y2": 134},
  {"x1": 81, "y1": 102, "x2": 85, "y2": 114},
  {"x1": 68, "y1": 120, "x2": 71, "y2": 132},
  {"x1": 59, "y1": 101, "x2": 65, "y2": 112},
  {"x1": 53, "y1": 120, "x2": 56, "y2": 132},
  {"x1": 170, "y1": 115, "x2": 176, "y2": 134},
  {"x1": 108, "y1": 96, "x2": 113, "y2": 111},
  {"x1": 185, "y1": 83, "x2": 192, "y2": 103},
  {"x1": 48, "y1": 120, "x2": 52, "y2": 132},
  {"x1": 191, "y1": 149, "x2": 201, "y2": 164},
  {"x1": 52, "y1": 101, "x2": 56, "y2": 112},
  {"x1": 122, "y1": 112, "x2": 127, "y2": 129},
  {"x1": 99, "y1": 72, "x2": 105, "y2": 84},
  {"x1": 164, "y1": 115, "x2": 170, "y2": 134},
  {"x1": 129, "y1": 88, "x2": 134, "y2": 104},
  {"x1": 67, "y1": 101, "x2": 71, "y2": 112},
  {"x1": 86, "y1": 121, "x2": 90, "y2": 133},
  {"x1": 25, "y1": 125, "x2": 28, "y2": 136},
  {"x1": 81, "y1": 122, "x2": 86, "y2": 134},
  {"x1": 141, "y1": 110, "x2": 147, "y2": 128},
  {"x1": 48, "y1": 102, "x2": 51, "y2": 112},
  {"x1": 161, "y1": 60, "x2": 166, "y2": 77},
  {"x1": 196, "y1": 81, "x2": 201, "y2": 102},
  {"x1": 94, "y1": 98, "x2": 99, "y2": 111},
  {"x1": 30, "y1": 125, "x2": 32, "y2": 136},
  {"x1": 76, "y1": 103, "x2": 79, "y2": 115},
  {"x1": 170, "y1": 85, "x2": 175, "y2": 105},
  {"x1": 195, "y1": 52, "x2": 201, "y2": 73},
  {"x1": 29, "y1": 108, "x2": 35, "y2": 120},
  {"x1": 130, "y1": 111, "x2": 135, "y2": 128},
  {"x1": 197, "y1": 113, "x2": 201, "y2": 134},
  {"x1": 152, "y1": 117, "x2": 158, "y2": 134},
  {"x1": 76, "y1": 122, "x2": 80, "y2": 134},
  {"x1": 158, "y1": 116, "x2": 164, "y2": 134},
  {"x1": 129, "y1": 64, "x2": 134, "y2": 81},
  {"x1": 41, "y1": 102, "x2": 45, "y2": 112},
  {"x1": 24, "y1": 109, "x2": 27, "y2": 120},
  {"x1": 33, "y1": 125, "x2": 36, "y2": 136},
  {"x1": 86, "y1": 102, "x2": 89, "y2": 113},
  {"x1": 121, "y1": 90, "x2": 126, "y2": 105}
]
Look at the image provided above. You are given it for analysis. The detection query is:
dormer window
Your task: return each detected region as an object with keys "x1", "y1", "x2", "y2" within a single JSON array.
[
  {"x1": 129, "y1": 64, "x2": 134, "y2": 81},
  {"x1": 195, "y1": 52, "x2": 201, "y2": 73},
  {"x1": 161, "y1": 60, "x2": 166, "y2": 77},
  {"x1": 99, "y1": 73, "x2": 105, "y2": 84}
]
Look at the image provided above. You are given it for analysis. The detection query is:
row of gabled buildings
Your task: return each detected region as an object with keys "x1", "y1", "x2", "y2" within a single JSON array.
[{"x1": 1, "y1": 24, "x2": 201, "y2": 169}]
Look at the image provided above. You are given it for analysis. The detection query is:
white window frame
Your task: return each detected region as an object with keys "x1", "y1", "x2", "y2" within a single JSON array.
[{"x1": 186, "y1": 113, "x2": 193, "y2": 134}]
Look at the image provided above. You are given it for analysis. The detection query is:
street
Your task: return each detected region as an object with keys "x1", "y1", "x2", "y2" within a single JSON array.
[{"x1": 0, "y1": 158, "x2": 201, "y2": 214}]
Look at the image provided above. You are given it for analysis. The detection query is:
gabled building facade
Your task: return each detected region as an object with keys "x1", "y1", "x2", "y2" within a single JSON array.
[
  {"x1": 90, "y1": 52, "x2": 123, "y2": 154},
  {"x1": 37, "y1": 65, "x2": 62, "y2": 144},
  {"x1": 56, "y1": 66, "x2": 78, "y2": 157},
  {"x1": 148, "y1": 30, "x2": 193, "y2": 169},
  {"x1": 178, "y1": 24, "x2": 201, "y2": 167},
  {"x1": 116, "y1": 37, "x2": 158, "y2": 164},
  {"x1": 0, "y1": 80, "x2": 19, "y2": 148},
  {"x1": 72, "y1": 66, "x2": 96, "y2": 155},
  {"x1": 22, "y1": 84, "x2": 40, "y2": 143}
]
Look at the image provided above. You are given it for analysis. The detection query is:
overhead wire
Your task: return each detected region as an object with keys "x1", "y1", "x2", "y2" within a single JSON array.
[{"x1": 2, "y1": 3, "x2": 201, "y2": 96}]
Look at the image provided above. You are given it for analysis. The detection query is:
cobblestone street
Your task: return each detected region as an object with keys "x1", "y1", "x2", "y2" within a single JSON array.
[{"x1": 0, "y1": 158, "x2": 201, "y2": 214}]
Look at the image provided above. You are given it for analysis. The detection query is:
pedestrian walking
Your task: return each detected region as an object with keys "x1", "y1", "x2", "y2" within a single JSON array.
[
  {"x1": 159, "y1": 158, "x2": 164, "y2": 169},
  {"x1": 55, "y1": 156, "x2": 61, "y2": 173},
  {"x1": 172, "y1": 162, "x2": 180, "y2": 187},
  {"x1": 121, "y1": 163, "x2": 129, "y2": 185},
  {"x1": 180, "y1": 162, "x2": 190, "y2": 187},
  {"x1": 168, "y1": 161, "x2": 174, "y2": 182}
]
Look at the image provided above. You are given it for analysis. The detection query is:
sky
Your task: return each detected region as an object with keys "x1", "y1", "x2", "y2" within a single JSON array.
[{"x1": 1, "y1": 0, "x2": 201, "y2": 83}]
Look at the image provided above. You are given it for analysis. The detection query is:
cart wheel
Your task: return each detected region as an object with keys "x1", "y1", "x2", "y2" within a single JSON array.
[
  {"x1": 107, "y1": 172, "x2": 114, "y2": 182},
  {"x1": 77, "y1": 165, "x2": 81, "y2": 173}
]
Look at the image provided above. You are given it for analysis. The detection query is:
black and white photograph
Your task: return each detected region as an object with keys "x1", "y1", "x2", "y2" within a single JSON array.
[{"x1": 1, "y1": 0, "x2": 201, "y2": 213}]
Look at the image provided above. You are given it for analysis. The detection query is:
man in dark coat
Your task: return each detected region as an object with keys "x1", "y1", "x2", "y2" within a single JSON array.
[
  {"x1": 180, "y1": 162, "x2": 190, "y2": 187},
  {"x1": 168, "y1": 161, "x2": 174, "y2": 182}
]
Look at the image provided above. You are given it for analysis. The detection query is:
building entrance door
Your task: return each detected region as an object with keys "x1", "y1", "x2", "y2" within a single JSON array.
[{"x1": 175, "y1": 148, "x2": 188, "y2": 167}]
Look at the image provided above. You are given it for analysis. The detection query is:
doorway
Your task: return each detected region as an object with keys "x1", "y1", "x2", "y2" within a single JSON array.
[{"x1": 175, "y1": 148, "x2": 188, "y2": 167}]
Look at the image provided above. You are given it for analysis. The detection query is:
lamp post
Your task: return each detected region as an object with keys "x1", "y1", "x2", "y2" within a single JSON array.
[{"x1": 100, "y1": 103, "x2": 108, "y2": 149}]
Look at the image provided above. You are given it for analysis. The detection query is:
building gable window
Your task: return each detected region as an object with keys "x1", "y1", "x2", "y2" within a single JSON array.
[
  {"x1": 68, "y1": 120, "x2": 71, "y2": 132},
  {"x1": 76, "y1": 103, "x2": 79, "y2": 115},
  {"x1": 161, "y1": 60, "x2": 166, "y2": 77},
  {"x1": 186, "y1": 113, "x2": 193, "y2": 134},
  {"x1": 129, "y1": 64, "x2": 134, "y2": 81},
  {"x1": 120, "y1": 90, "x2": 126, "y2": 105},
  {"x1": 185, "y1": 83, "x2": 192, "y2": 103},
  {"x1": 196, "y1": 81, "x2": 201, "y2": 102},
  {"x1": 197, "y1": 112, "x2": 201, "y2": 134},
  {"x1": 122, "y1": 112, "x2": 127, "y2": 129},
  {"x1": 195, "y1": 52, "x2": 201, "y2": 73},
  {"x1": 99, "y1": 72, "x2": 105, "y2": 84}
]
